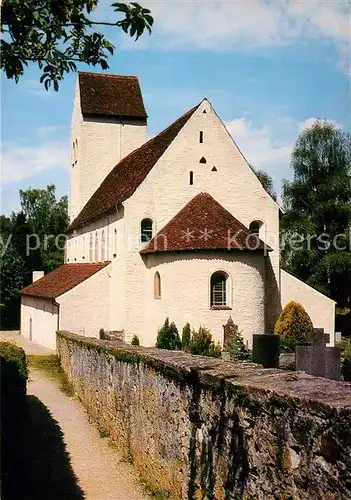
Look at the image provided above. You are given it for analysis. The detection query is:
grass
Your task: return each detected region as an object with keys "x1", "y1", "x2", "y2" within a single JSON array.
[{"x1": 27, "y1": 355, "x2": 74, "y2": 397}]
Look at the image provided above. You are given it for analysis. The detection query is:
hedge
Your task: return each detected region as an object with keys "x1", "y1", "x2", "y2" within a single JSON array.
[{"x1": 0, "y1": 341, "x2": 28, "y2": 499}]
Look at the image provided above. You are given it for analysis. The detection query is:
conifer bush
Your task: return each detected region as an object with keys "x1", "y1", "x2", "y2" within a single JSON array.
[
  {"x1": 226, "y1": 324, "x2": 251, "y2": 361},
  {"x1": 156, "y1": 318, "x2": 181, "y2": 350},
  {"x1": 274, "y1": 301, "x2": 314, "y2": 351},
  {"x1": 131, "y1": 335, "x2": 140, "y2": 346},
  {"x1": 181, "y1": 323, "x2": 191, "y2": 350},
  {"x1": 187, "y1": 326, "x2": 221, "y2": 358}
]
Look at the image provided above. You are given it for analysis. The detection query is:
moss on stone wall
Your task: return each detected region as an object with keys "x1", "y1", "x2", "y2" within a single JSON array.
[{"x1": 57, "y1": 330, "x2": 351, "y2": 500}]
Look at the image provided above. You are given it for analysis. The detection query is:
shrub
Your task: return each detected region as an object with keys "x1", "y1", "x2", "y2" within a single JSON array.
[
  {"x1": 156, "y1": 318, "x2": 181, "y2": 350},
  {"x1": 274, "y1": 301, "x2": 314, "y2": 348},
  {"x1": 188, "y1": 326, "x2": 221, "y2": 358},
  {"x1": 337, "y1": 338, "x2": 351, "y2": 381},
  {"x1": 0, "y1": 341, "x2": 27, "y2": 499},
  {"x1": 131, "y1": 335, "x2": 140, "y2": 346},
  {"x1": 0, "y1": 341, "x2": 28, "y2": 380},
  {"x1": 226, "y1": 325, "x2": 251, "y2": 361},
  {"x1": 181, "y1": 323, "x2": 191, "y2": 350}
]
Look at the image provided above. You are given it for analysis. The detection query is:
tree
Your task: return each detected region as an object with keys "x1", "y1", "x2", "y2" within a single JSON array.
[
  {"x1": 254, "y1": 168, "x2": 277, "y2": 201},
  {"x1": 181, "y1": 322, "x2": 191, "y2": 350},
  {"x1": 0, "y1": 233, "x2": 26, "y2": 329},
  {"x1": 0, "y1": 184, "x2": 68, "y2": 329},
  {"x1": 1, "y1": 1, "x2": 153, "y2": 90},
  {"x1": 156, "y1": 318, "x2": 181, "y2": 350},
  {"x1": 19, "y1": 184, "x2": 69, "y2": 272},
  {"x1": 281, "y1": 121, "x2": 351, "y2": 307}
]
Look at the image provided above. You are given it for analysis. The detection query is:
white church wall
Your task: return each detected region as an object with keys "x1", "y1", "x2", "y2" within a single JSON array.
[
  {"x1": 280, "y1": 269, "x2": 336, "y2": 344},
  {"x1": 134, "y1": 252, "x2": 265, "y2": 347},
  {"x1": 66, "y1": 98, "x2": 281, "y2": 346},
  {"x1": 122, "y1": 99, "x2": 280, "y2": 334},
  {"x1": 70, "y1": 78, "x2": 148, "y2": 218},
  {"x1": 58, "y1": 264, "x2": 111, "y2": 338},
  {"x1": 20, "y1": 295, "x2": 58, "y2": 350}
]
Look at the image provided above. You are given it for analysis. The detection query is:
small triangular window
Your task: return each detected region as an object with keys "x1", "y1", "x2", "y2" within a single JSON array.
[
  {"x1": 211, "y1": 166, "x2": 217, "y2": 172},
  {"x1": 199, "y1": 157, "x2": 207, "y2": 164}
]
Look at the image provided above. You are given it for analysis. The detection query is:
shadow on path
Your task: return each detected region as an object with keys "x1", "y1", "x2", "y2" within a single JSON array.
[{"x1": 24, "y1": 395, "x2": 85, "y2": 500}]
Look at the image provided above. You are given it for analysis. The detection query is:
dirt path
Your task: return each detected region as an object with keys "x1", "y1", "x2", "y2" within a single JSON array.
[{"x1": 1, "y1": 332, "x2": 149, "y2": 500}]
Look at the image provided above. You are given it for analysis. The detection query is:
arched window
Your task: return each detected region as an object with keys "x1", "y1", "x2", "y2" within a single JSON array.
[
  {"x1": 199, "y1": 131, "x2": 204, "y2": 143},
  {"x1": 75, "y1": 139, "x2": 78, "y2": 163},
  {"x1": 72, "y1": 142, "x2": 76, "y2": 165},
  {"x1": 210, "y1": 271, "x2": 229, "y2": 307},
  {"x1": 154, "y1": 271, "x2": 161, "y2": 299},
  {"x1": 101, "y1": 230, "x2": 106, "y2": 261},
  {"x1": 141, "y1": 218, "x2": 153, "y2": 243},
  {"x1": 249, "y1": 220, "x2": 264, "y2": 236},
  {"x1": 89, "y1": 233, "x2": 93, "y2": 261},
  {"x1": 189, "y1": 171, "x2": 194, "y2": 185},
  {"x1": 95, "y1": 231, "x2": 99, "y2": 261}
]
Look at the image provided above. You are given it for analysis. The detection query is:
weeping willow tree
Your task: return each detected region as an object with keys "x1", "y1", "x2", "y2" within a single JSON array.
[{"x1": 281, "y1": 121, "x2": 351, "y2": 307}]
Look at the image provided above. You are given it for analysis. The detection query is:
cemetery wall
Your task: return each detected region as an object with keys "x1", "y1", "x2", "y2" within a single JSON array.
[{"x1": 57, "y1": 330, "x2": 351, "y2": 500}]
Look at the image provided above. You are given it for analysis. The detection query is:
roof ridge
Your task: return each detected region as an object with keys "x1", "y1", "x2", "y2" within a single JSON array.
[
  {"x1": 68, "y1": 102, "x2": 201, "y2": 232},
  {"x1": 140, "y1": 192, "x2": 271, "y2": 254},
  {"x1": 78, "y1": 72, "x2": 139, "y2": 80}
]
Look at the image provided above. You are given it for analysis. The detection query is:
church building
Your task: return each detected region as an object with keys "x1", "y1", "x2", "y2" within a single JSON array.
[{"x1": 20, "y1": 72, "x2": 335, "y2": 350}]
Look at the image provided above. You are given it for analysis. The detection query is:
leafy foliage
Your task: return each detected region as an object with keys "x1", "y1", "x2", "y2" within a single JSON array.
[
  {"x1": 187, "y1": 326, "x2": 221, "y2": 358},
  {"x1": 1, "y1": 0, "x2": 154, "y2": 90},
  {"x1": 338, "y1": 338, "x2": 351, "y2": 381},
  {"x1": 0, "y1": 341, "x2": 28, "y2": 379},
  {"x1": 156, "y1": 318, "x2": 181, "y2": 350},
  {"x1": 254, "y1": 168, "x2": 277, "y2": 201},
  {"x1": 0, "y1": 184, "x2": 68, "y2": 329},
  {"x1": 281, "y1": 121, "x2": 351, "y2": 307},
  {"x1": 274, "y1": 301, "x2": 314, "y2": 350},
  {"x1": 131, "y1": 334, "x2": 140, "y2": 346},
  {"x1": 181, "y1": 322, "x2": 191, "y2": 350}
]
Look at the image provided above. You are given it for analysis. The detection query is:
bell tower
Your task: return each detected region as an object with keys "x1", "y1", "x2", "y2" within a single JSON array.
[{"x1": 70, "y1": 72, "x2": 148, "y2": 222}]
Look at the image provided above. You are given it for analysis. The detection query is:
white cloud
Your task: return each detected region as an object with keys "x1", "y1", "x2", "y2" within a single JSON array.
[
  {"x1": 1, "y1": 141, "x2": 69, "y2": 184},
  {"x1": 225, "y1": 117, "x2": 294, "y2": 176},
  {"x1": 298, "y1": 117, "x2": 343, "y2": 133},
  {"x1": 101, "y1": 0, "x2": 349, "y2": 74}
]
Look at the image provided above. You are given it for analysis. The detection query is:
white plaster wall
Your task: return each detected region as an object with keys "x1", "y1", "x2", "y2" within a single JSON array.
[
  {"x1": 20, "y1": 295, "x2": 58, "y2": 350},
  {"x1": 66, "y1": 99, "x2": 280, "y2": 345},
  {"x1": 137, "y1": 252, "x2": 265, "y2": 347},
  {"x1": 70, "y1": 80, "x2": 82, "y2": 221},
  {"x1": 121, "y1": 99, "x2": 280, "y2": 334},
  {"x1": 58, "y1": 264, "x2": 111, "y2": 337},
  {"x1": 69, "y1": 79, "x2": 148, "y2": 220},
  {"x1": 280, "y1": 269, "x2": 336, "y2": 344}
]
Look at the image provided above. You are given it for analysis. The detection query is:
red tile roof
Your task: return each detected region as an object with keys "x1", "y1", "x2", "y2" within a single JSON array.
[
  {"x1": 68, "y1": 103, "x2": 200, "y2": 232},
  {"x1": 20, "y1": 263, "x2": 110, "y2": 300},
  {"x1": 79, "y1": 72, "x2": 147, "y2": 119},
  {"x1": 140, "y1": 193, "x2": 271, "y2": 254}
]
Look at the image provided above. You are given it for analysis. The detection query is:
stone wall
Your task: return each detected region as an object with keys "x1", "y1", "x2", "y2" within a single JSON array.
[{"x1": 57, "y1": 330, "x2": 351, "y2": 500}]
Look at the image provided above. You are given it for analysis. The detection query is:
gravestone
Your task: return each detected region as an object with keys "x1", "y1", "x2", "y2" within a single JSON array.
[
  {"x1": 223, "y1": 316, "x2": 237, "y2": 350},
  {"x1": 296, "y1": 329, "x2": 341, "y2": 380}
]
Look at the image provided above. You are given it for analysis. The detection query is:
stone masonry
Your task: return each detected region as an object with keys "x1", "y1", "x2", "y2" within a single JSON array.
[{"x1": 57, "y1": 330, "x2": 351, "y2": 500}]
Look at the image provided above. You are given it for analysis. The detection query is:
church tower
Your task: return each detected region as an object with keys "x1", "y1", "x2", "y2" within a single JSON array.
[{"x1": 70, "y1": 72, "x2": 148, "y2": 221}]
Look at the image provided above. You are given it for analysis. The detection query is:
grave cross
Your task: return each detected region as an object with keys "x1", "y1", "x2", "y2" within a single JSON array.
[{"x1": 296, "y1": 329, "x2": 341, "y2": 380}]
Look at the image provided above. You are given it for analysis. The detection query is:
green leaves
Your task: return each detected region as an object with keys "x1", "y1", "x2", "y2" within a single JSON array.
[
  {"x1": 281, "y1": 121, "x2": 351, "y2": 307},
  {"x1": 1, "y1": 0, "x2": 154, "y2": 90}
]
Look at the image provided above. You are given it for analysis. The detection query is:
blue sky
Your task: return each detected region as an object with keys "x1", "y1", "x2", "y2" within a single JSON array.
[{"x1": 1, "y1": 0, "x2": 350, "y2": 214}]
